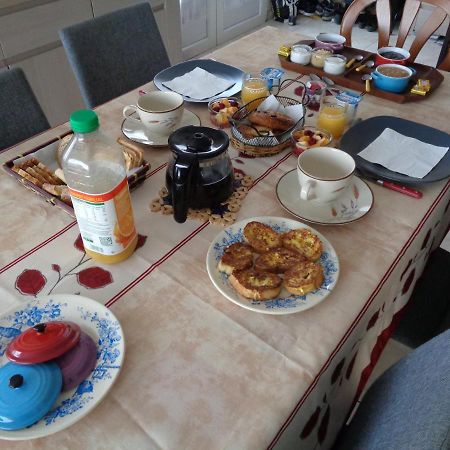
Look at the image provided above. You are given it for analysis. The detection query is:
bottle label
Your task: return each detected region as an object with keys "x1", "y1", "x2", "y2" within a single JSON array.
[{"x1": 69, "y1": 177, "x2": 137, "y2": 256}]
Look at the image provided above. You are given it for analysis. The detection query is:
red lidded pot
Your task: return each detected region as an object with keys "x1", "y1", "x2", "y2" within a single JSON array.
[{"x1": 6, "y1": 321, "x2": 81, "y2": 364}]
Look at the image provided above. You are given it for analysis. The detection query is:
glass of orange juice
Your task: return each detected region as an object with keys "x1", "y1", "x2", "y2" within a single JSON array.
[
  {"x1": 316, "y1": 96, "x2": 348, "y2": 140},
  {"x1": 241, "y1": 74, "x2": 269, "y2": 110}
]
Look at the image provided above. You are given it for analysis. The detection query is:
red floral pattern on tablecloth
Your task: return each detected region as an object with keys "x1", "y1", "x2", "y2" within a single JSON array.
[{"x1": 13, "y1": 234, "x2": 147, "y2": 296}]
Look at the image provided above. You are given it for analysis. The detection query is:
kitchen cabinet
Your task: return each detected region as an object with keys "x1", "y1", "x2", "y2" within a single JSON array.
[{"x1": 180, "y1": 0, "x2": 268, "y2": 59}]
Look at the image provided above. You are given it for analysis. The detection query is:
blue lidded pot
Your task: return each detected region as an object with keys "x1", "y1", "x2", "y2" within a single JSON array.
[
  {"x1": 0, "y1": 362, "x2": 62, "y2": 430},
  {"x1": 371, "y1": 64, "x2": 415, "y2": 93}
]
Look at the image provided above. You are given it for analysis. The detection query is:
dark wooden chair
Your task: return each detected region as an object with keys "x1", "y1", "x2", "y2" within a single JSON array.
[{"x1": 340, "y1": 0, "x2": 450, "y2": 70}]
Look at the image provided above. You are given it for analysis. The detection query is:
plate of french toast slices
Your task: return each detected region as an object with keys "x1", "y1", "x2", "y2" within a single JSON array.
[{"x1": 206, "y1": 217, "x2": 339, "y2": 314}]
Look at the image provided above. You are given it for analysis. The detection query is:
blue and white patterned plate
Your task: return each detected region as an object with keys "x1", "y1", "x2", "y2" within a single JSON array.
[
  {"x1": 206, "y1": 217, "x2": 339, "y2": 315},
  {"x1": 0, "y1": 294, "x2": 124, "y2": 440}
]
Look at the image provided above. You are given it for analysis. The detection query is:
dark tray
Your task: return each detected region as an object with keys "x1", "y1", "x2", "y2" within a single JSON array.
[
  {"x1": 3, "y1": 132, "x2": 150, "y2": 217},
  {"x1": 279, "y1": 40, "x2": 444, "y2": 103}
]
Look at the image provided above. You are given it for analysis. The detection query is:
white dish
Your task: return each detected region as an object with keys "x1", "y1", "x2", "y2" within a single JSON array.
[
  {"x1": 0, "y1": 294, "x2": 124, "y2": 440},
  {"x1": 121, "y1": 109, "x2": 200, "y2": 147},
  {"x1": 206, "y1": 216, "x2": 339, "y2": 315},
  {"x1": 276, "y1": 170, "x2": 373, "y2": 225}
]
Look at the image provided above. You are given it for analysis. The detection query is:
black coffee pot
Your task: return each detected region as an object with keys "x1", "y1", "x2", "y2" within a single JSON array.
[{"x1": 166, "y1": 126, "x2": 234, "y2": 223}]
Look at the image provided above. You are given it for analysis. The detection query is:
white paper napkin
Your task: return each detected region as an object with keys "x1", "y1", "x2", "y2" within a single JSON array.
[
  {"x1": 358, "y1": 128, "x2": 449, "y2": 178},
  {"x1": 257, "y1": 94, "x2": 305, "y2": 122},
  {"x1": 162, "y1": 67, "x2": 235, "y2": 100}
]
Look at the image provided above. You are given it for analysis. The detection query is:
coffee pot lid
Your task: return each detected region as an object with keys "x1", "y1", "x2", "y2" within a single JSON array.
[
  {"x1": 168, "y1": 126, "x2": 229, "y2": 160},
  {"x1": 6, "y1": 321, "x2": 81, "y2": 364},
  {"x1": 55, "y1": 331, "x2": 97, "y2": 392},
  {"x1": 0, "y1": 361, "x2": 62, "y2": 430}
]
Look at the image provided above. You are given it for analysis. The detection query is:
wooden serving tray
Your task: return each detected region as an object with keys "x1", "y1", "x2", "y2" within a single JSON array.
[
  {"x1": 3, "y1": 133, "x2": 150, "y2": 217},
  {"x1": 279, "y1": 40, "x2": 444, "y2": 103}
]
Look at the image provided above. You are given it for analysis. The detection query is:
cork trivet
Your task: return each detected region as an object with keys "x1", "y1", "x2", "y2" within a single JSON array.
[{"x1": 149, "y1": 171, "x2": 254, "y2": 226}]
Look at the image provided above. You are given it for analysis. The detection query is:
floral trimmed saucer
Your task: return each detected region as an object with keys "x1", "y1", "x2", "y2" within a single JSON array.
[
  {"x1": 0, "y1": 294, "x2": 124, "y2": 440},
  {"x1": 276, "y1": 170, "x2": 373, "y2": 225},
  {"x1": 121, "y1": 109, "x2": 200, "y2": 147},
  {"x1": 206, "y1": 216, "x2": 339, "y2": 315}
]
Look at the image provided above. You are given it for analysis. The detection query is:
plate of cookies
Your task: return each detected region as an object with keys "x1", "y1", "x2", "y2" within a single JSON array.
[{"x1": 206, "y1": 217, "x2": 339, "y2": 314}]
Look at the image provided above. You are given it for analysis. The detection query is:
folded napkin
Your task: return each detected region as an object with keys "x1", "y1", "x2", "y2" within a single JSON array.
[
  {"x1": 358, "y1": 128, "x2": 449, "y2": 178},
  {"x1": 162, "y1": 67, "x2": 235, "y2": 100}
]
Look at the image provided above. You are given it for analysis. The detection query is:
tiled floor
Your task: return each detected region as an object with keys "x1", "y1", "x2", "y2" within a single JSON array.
[{"x1": 264, "y1": 16, "x2": 447, "y2": 386}]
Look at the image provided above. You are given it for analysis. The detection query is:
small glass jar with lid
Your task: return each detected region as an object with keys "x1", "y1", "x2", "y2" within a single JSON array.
[
  {"x1": 290, "y1": 44, "x2": 313, "y2": 65},
  {"x1": 323, "y1": 55, "x2": 347, "y2": 75},
  {"x1": 310, "y1": 48, "x2": 333, "y2": 68}
]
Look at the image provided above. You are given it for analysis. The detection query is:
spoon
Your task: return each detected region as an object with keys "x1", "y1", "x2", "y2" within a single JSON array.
[
  {"x1": 356, "y1": 60, "x2": 374, "y2": 72},
  {"x1": 362, "y1": 74, "x2": 372, "y2": 92},
  {"x1": 346, "y1": 55, "x2": 363, "y2": 69}
]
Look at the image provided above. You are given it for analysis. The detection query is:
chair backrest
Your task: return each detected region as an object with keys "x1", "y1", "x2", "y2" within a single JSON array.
[
  {"x1": 0, "y1": 68, "x2": 50, "y2": 152},
  {"x1": 59, "y1": 2, "x2": 170, "y2": 109},
  {"x1": 333, "y1": 329, "x2": 450, "y2": 450},
  {"x1": 340, "y1": 0, "x2": 450, "y2": 70}
]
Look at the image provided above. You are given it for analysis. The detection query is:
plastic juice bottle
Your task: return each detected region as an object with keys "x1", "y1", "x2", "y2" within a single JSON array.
[{"x1": 62, "y1": 110, "x2": 138, "y2": 263}]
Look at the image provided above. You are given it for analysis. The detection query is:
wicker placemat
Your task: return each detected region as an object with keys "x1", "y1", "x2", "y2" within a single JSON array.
[{"x1": 149, "y1": 172, "x2": 253, "y2": 226}]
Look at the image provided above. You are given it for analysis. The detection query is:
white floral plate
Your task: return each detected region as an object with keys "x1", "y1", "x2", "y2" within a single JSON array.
[
  {"x1": 276, "y1": 170, "x2": 373, "y2": 225},
  {"x1": 121, "y1": 109, "x2": 200, "y2": 147},
  {"x1": 206, "y1": 216, "x2": 339, "y2": 315},
  {"x1": 0, "y1": 294, "x2": 124, "y2": 440}
]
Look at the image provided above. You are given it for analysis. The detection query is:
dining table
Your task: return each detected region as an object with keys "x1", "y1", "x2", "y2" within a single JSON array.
[{"x1": 0, "y1": 25, "x2": 449, "y2": 450}]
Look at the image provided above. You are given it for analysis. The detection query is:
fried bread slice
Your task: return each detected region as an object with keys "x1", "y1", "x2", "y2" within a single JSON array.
[
  {"x1": 243, "y1": 221, "x2": 282, "y2": 253},
  {"x1": 282, "y1": 228, "x2": 323, "y2": 261},
  {"x1": 255, "y1": 247, "x2": 306, "y2": 273},
  {"x1": 218, "y1": 243, "x2": 254, "y2": 275},
  {"x1": 229, "y1": 269, "x2": 282, "y2": 300},
  {"x1": 284, "y1": 261, "x2": 324, "y2": 296}
]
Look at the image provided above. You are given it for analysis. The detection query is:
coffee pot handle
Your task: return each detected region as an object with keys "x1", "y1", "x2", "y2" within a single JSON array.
[{"x1": 172, "y1": 154, "x2": 198, "y2": 223}]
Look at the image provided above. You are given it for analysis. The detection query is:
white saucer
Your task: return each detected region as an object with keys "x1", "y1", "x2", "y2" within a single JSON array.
[
  {"x1": 121, "y1": 109, "x2": 201, "y2": 147},
  {"x1": 276, "y1": 169, "x2": 373, "y2": 225}
]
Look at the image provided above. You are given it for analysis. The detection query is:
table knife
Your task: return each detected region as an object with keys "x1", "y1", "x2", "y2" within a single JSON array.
[{"x1": 356, "y1": 171, "x2": 423, "y2": 199}]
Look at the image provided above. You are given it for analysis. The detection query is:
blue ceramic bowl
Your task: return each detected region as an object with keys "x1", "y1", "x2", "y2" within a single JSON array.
[{"x1": 372, "y1": 64, "x2": 415, "y2": 93}]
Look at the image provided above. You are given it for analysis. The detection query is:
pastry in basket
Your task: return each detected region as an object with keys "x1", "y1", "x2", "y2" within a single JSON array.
[
  {"x1": 255, "y1": 247, "x2": 306, "y2": 273},
  {"x1": 282, "y1": 229, "x2": 323, "y2": 262},
  {"x1": 12, "y1": 158, "x2": 63, "y2": 188},
  {"x1": 284, "y1": 261, "x2": 324, "y2": 295},
  {"x1": 229, "y1": 269, "x2": 282, "y2": 300},
  {"x1": 243, "y1": 221, "x2": 282, "y2": 253},
  {"x1": 236, "y1": 124, "x2": 272, "y2": 139},
  {"x1": 248, "y1": 110, "x2": 295, "y2": 133},
  {"x1": 218, "y1": 243, "x2": 254, "y2": 275}
]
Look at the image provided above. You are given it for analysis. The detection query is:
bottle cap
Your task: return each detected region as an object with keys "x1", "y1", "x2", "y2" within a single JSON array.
[{"x1": 70, "y1": 110, "x2": 99, "y2": 133}]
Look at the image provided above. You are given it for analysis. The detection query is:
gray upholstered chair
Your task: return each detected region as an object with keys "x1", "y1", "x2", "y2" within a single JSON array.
[
  {"x1": 59, "y1": 2, "x2": 170, "y2": 109},
  {"x1": 0, "y1": 68, "x2": 50, "y2": 152},
  {"x1": 333, "y1": 329, "x2": 450, "y2": 450}
]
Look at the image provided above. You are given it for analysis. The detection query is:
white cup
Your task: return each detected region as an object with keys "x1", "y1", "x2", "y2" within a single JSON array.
[
  {"x1": 123, "y1": 91, "x2": 184, "y2": 136},
  {"x1": 297, "y1": 147, "x2": 355, "y2": 203}
]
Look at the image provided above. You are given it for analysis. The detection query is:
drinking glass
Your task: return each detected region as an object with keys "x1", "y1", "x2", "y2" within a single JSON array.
[
  {"x1": 316, "y1": 96, "x2": 348, "y2": 140},
  {"x1": 241, "y1": 73, "x2": 269, "y2": 110}
]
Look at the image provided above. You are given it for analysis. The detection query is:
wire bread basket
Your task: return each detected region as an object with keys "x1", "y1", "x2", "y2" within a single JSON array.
[{"x1": 230, "y1": 80, "x2": 308, "y2": 157}]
